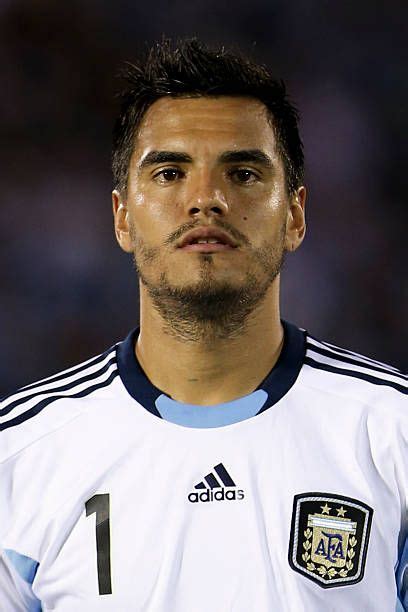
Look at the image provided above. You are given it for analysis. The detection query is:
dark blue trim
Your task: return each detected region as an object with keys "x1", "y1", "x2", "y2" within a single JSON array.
[
  {"x1": 256, "y1": 321, "x2": 306, "y2": 413},
  {"x1": 396, "y1": 535, "x2": 408, "y2": 609},
  {"x1": 0, "y1": 370, "x2": 119, "y2": 431},
  {"x1": 1, "y1": 356, "x2": 117, "y2": 417},
  {"x1": 308, "y1": 332, "x2": 402, "y2": 371},
  {"x1": 116, "y1": 320, "x2": 306, "y2": 426},
  {"x1": 307, "y1": 343, "x2": 407, "y2": 381},
  {"x1": 0, "y1": 347, "x2": 116, "y2": 403},
  {"x1": 304, "y1": 356, "x2": 408, "y2": 395},
  {"x1": 116, "y1": 330, "x2": 163, "y2": 418}
]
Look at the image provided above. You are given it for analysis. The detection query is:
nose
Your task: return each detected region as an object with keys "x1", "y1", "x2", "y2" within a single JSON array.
[{"x1": 186, "y1": 172, "x2": 229, "y2": 219}]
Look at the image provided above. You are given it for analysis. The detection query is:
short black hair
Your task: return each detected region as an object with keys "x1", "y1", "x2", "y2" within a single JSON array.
[{"x1": 112, "y1": 38, "x2": 304, "y2": 195}]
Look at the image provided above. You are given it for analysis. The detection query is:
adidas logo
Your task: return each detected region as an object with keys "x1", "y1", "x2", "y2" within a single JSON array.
[{"x1": 188, "y1": 463, "x2": 245, "y2": 503}]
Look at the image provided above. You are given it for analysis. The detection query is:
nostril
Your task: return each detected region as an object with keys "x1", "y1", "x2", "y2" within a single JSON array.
[
  {"x1": 190, "y1": 207, "x2": 200, "y2": 214},
  {"x1": 210, "y1": 206, "x2": 223, "y2": 214}
]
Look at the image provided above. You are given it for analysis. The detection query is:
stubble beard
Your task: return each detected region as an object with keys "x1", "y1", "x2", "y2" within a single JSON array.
[{"x1": 132, "y1": 229, "x2": 286, "y2": 344}]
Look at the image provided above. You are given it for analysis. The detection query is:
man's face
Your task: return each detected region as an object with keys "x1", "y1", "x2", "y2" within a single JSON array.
[{"x1": 113, "y1": 96, "x2": 305, "y2": 337}]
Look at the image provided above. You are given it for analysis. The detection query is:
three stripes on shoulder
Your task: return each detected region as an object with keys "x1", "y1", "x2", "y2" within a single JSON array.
[
  {"x1": 305, "y1": 335, "x2": 407, "y2": 395},
  {"x1": 0, "y1": 346, "x2": 119, "y2": 431}
]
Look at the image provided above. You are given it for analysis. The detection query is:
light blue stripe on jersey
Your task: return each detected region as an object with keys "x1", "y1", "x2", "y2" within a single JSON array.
[
  {"x1": 155, "y1": 389, "x2": 268, "y2": 428},
  {"x1": 396, "y1": 599, "x2": 405, "y2": 612},
  {"x1": 4, "y1": 549, "x2": 39, "y2": 583},
  {"x1": 4, "y1": 549, "x2": 42, "y2": 611}
]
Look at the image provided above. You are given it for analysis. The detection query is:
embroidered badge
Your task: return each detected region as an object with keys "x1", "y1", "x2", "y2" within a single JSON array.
[{"x1": 288, "y1": 492, "x2": 373, "y2": 588}]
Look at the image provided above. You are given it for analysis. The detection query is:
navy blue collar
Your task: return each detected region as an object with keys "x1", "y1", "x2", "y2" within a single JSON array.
[{"x1": 116, "y1": 321, "x2": 306, "y2": 423}]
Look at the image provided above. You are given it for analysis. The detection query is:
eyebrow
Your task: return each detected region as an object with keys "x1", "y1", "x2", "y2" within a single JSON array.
[
  {"x1": 218, "y1": 149, "x2": 274, "y2": 169},
  {"x1": 138, "y1": 148, "x2": 274, "y2": 171},
  {"x1": 138, "y1": 151, "x2": 193, "y2": 170}
]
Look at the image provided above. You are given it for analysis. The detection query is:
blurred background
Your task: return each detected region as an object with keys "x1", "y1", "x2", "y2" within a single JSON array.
[{"x1": 1, "y1": 0, "x2": 407, "y2": 394}]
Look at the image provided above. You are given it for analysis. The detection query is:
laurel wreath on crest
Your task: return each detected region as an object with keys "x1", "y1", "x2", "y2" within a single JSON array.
[{"x1": 301, "y1": 528, "x2": 357, "y2": 579}]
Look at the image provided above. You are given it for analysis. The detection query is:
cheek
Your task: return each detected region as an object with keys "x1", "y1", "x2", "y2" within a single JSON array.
[
  {"x1": 261, "y1": 185, "x2": 286, "y2": 211},
  {"x1": 242, "y1": 204, "x2": 287, "y2": 246},
  {"x1": 243, "y1": 193, "x2": 285, "y2": 226},
  {"x1": 129, "y1": 194, "x2": 173, "y2": 242}
]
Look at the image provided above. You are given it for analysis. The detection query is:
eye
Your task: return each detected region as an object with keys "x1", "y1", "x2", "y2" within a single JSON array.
[
  {"x1": 153, "y1": 168, "x2": 185, "y2": 183},
  {"x1": 228, "y1": 168, "x2": 260, "y2": 184}
]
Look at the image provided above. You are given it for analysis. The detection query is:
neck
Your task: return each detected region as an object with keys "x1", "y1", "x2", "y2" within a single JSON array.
[{"x1": 135, "y1": 280, "x2": 284, "y2": 405}]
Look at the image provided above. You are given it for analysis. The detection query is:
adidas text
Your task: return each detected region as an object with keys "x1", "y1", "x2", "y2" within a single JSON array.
[{"x1": 188, "y1": 488, "x2": 245, "y2": 503}]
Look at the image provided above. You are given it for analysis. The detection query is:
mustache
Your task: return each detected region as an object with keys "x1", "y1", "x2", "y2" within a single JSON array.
[{"x1": 164, "y1": 220, "x2": 250, "y2": 247}]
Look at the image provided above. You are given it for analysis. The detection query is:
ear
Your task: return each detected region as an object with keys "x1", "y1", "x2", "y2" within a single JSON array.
[
  {"x1": 112, "y1": 190, "x2": 134, "y2": 253},
  {"x1": 284, "y1": 186, "x2": 306, "y2": 252}
]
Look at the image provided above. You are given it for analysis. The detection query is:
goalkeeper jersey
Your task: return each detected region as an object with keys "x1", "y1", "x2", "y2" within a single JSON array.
[{"x1": 0, "y1": 321, "x2": 407, "y2": 611}]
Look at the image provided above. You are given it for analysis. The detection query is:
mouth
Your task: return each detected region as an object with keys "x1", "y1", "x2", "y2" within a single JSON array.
[
  {"x1": 179, "y1": 241, "x2": 235, "y2": 252},
  {"x1": 177, "y1": 227, "x2": 239, "y2": 252}
]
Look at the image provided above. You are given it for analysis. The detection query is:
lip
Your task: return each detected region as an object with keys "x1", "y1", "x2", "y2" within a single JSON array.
[
  {"x1": 180, "y1": 243, "x2": 235, "y2": 252},
  {"x1": 178, "y1": 227, "x2": 238, "y2": 250}
]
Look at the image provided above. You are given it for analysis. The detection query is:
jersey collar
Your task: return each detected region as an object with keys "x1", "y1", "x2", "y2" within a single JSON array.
[{"x1": 116, "y1": 320, "x2": 306, "y2": 425}]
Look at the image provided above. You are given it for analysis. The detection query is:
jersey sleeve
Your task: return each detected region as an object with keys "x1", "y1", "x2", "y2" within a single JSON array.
[
  {"x1": 0, "y1": 454, "x2": 42, "y2": 611},
  {"x1": 0, "y1": 549, "x2": 41, "y2": 611},
  {"x1": 396, "y1": 537, "x2": 408, "y2": 611},
  {"x1": 395, "y1": 400, "x2": 408, "y2": 611}
]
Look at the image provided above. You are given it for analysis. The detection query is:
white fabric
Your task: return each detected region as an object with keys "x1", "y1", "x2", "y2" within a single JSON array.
[{"x1": 0, "y1": 332, "x2": 407, "y2": 611}]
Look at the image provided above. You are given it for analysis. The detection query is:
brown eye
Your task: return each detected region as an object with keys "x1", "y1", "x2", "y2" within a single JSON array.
[
  {"x1": 154, "y1": 168, "x2": 184, "y2": 182},
  {"x1": 229, "y1": 168, "x2": 259, "y2": 184}
]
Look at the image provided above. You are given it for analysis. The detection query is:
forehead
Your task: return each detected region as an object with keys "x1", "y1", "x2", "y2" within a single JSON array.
[{"x1": 133, "y1": 96, "x2": 278, "y2": 157}]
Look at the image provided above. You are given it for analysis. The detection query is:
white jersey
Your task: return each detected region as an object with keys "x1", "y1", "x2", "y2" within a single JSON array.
[{"x1": 0, "y1": 321, "x2": 407, "y2": 611}]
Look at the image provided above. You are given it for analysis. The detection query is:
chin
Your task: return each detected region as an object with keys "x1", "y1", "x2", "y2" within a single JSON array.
[{"x1": 166, "y1": 273, "x2": 246, "y2": 294}]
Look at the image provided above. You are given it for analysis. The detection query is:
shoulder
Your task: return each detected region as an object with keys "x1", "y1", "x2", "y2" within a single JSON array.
[
  {"x1": 300, "y1": 330, "x2": 407, "y2": 405},
  {"x1": 0, "y1": 343, "x2": 120, "y2": 462}
]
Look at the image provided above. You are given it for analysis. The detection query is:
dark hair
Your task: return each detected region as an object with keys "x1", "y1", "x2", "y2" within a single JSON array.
[{"x1": 112, "y1": 38, "x2": 304, "y2": 195}]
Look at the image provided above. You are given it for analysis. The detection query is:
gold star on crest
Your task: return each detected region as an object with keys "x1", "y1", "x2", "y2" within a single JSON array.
[
  {"x1": 336, "y1": 506, "x2": 347, "y2": 517},
  {"x1": 320, "y1": 503, "x2": 331, "y2": 514}
]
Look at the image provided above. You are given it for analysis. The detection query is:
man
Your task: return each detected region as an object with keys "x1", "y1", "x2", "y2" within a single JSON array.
[{"x1": 0, "y1": 39, "x2": 406, "y2": 611}]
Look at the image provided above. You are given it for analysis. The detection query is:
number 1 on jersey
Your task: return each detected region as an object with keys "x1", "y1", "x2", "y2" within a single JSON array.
[{"x1": 85, "y1": 493, "x2": 112, "y2": 595}]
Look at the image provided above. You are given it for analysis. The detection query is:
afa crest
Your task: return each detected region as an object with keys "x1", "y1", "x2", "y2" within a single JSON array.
[{"x1": 288, "y1": 493, "x2": 373, "y2": 588}]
